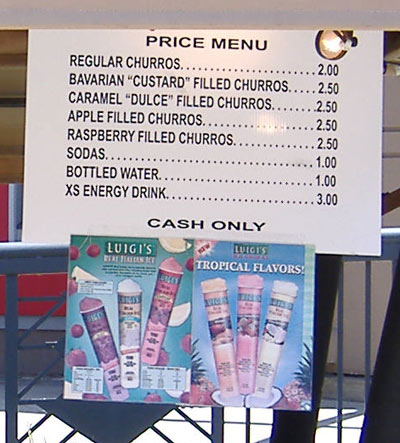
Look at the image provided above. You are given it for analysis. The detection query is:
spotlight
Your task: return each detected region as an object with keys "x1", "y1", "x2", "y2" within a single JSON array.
[{"x1": 316, "y1": 31, "x2": 358, "y2": 60}]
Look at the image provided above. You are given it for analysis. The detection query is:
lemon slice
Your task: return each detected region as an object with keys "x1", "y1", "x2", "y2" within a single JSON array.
[
  {"x1": 71, "y1": 266, "x2": 99, "y2": 281},
  {"x1": 159, "y1": 238, "x2": 191, "y2": 254},
  {"x1": 169, "y1": 302, "x2": 191, "y2": 327}
]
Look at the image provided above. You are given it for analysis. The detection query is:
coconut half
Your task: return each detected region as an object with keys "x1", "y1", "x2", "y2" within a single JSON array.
[
  {"x1": 71, "y1": 266, "x2": 99, "y2": 281},
  {"x1": 169, "y1": 302, "x2": 191, "y2": 327},
  {"x1": 159, "y1": 238, "x2": 191, "y2": 254}
]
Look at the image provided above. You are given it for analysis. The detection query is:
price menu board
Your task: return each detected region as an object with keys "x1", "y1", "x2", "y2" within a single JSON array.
[{"x1": 23, "y1": 30, "x2": 383, "y2": 254}]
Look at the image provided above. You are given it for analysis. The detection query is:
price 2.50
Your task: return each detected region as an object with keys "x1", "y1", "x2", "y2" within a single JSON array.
[
  {"x1": 316, "y1": 100, "x2": 338, "y2": 113},
  {"x1": 318, "y1": 82, "x2": 339, "y2": 95},
  {"x1": 317, "y1": 137, "x2": 338, "y2": 150},
  {"x1": 316, "y1": 119, "x2": 338, "y2": 132}
]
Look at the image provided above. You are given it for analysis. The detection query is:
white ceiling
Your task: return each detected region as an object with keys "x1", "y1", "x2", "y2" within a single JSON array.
[{"x1": 1, "y1": 0, "x2": 400, "y2": 29}]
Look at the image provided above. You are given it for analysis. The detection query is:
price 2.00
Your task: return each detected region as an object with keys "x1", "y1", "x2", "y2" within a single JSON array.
[{"x1": 318, "y1": 63, "x2": 339, "y2": 76}]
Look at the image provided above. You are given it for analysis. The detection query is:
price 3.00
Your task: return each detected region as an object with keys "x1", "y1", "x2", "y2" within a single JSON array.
[{"x1": 317, "y1": 193, "x2": 338, "y2": 206}]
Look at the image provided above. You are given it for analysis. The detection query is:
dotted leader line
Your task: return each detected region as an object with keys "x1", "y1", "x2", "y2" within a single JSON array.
[
  {"x1": 181, "y1": 67, "x2": 316, "y2": 76},
  {"x1": 287, "y1": 90, "x2": 315, "y2": 94},
  {"x1": 167, "y1": 196, "x2": 314, "y2": 204},
  {"x1": 108, "y1": 157, "x2": 314, "y2": 168},
  {"x1": 233, "y1": 143, "x2": 314, "y2": 149},
  {"x1": 205, "y1": 123, "x2": 315, "y2": 131},
  {"x1": 164, "y1": 178, "x2": 314, "y2": 186},
  {"x1": 274, "y1": 106, "x2": 314, "y2": 112},
  {"x1": 235, "y1": 143, "x2": 314, "y2": 150}
]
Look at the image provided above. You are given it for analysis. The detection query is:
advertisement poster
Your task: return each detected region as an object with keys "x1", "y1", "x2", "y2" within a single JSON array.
[
  {"x1": 23, "y1": 30, "x2": 382, "y2": 255},
  {"x1": 64, "y1": 235, "x2": 193, "y2": 403},
  {"x1": 64, "y1": 235, "x2": 314, "y2": 410}
]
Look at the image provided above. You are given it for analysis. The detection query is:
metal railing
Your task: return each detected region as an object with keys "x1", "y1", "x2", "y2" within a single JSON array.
[{"x1": 1, "y1": 229, "x2": 399, "y2": 443}]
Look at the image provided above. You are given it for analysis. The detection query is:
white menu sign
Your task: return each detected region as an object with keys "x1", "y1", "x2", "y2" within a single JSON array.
[{"x1": 23, "y1": 30, "x2": 383, "y2": 254}]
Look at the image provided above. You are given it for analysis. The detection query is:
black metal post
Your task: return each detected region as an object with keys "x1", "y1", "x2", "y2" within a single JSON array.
[
  {"x1": 5, "y1": 273, "x2": 19, "y2": 443},
  {"x1": 270, "y1": 254, "x2": 342, "y2": 443},
  {"x1": 359, "y1": 251, "x2": 400, "y2": 442},
  {"x1": 211, "y1": 407, "x2": 224, "y2": 442}
]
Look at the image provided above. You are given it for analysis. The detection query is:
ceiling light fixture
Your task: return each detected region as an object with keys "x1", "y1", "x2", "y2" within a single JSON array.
[{"x1": 315, "y1": 30, "x2": 357, "y2": 60}]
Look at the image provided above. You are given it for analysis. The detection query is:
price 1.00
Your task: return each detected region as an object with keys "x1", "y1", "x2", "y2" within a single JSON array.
[
  {"x1": 316, "y1": 174, "x2": 336, "y2": 187},
  {"x1": 316, "y1": 156, "x2": 337, "y2": 169}
]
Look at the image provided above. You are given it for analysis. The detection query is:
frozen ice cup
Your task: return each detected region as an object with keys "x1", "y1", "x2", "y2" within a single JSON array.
[
  {"x1": 249, "y1": 280, "x2": 298, "y2": 406},
  {"x1": 201, "y1": 278, "x2": 240, "y2": 402},
  {"x1": 80, "y1": 297, "x2": 129, "y2": 401},
  {"x1": 118, "y1": 279, "x2": 142, "y2": 388},
  {"x1": 141, "y1": 257, "x2": 183, "y2": 365},
  {"x1": 236, "y1": 274, "x2": 263, "y2": 395}
]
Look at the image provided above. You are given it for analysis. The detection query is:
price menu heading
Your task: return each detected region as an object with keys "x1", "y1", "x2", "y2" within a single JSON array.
[{"x1": 23, "y1": 30, "x2": 383, "y2": 254}]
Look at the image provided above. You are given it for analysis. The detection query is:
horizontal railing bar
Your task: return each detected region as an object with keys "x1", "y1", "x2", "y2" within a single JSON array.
[
  {"x1": 383, "y1": 153, "x2": 400, "y2": 158},
  {"x1": 157, "y1": 417, "x2": 211, "y2": 423},
  {"x1": 19, "y1": 398, "x2": 60, "y2": 405},
  {"x1": 162, "y1": 417, "x2": 274, "y2": 426},
  {"x1": 0, "y1": 257, "x2": 68, "y2": 274},
  {"x1": 18, "y1": 341, "x2": 63, "y2": 350},
  {"x1": 316, "y1": 410, "x2": 365, "y2": 428},
  {"x1": 0, "y1": 243, "x2": 68, "y2": 274},
  {"x1": 0, "y1": 315, "x2": 66, "y2": 330},
  {"x1": 0, "y1": 97, "x2": 26, "y2": 107},
  {"x1": 0, "y1": 242, "x2": 68, "y2": 258},
  {"x1": 19, "y1": 344, "x2": 53, "y2": 350},
  {"x1": 0, "y1": 229, "x2": 398, "y2": 265},
  {"x1": 161, "y1": 412, "x2": 364, "y2": 427},
  {"x1": 0, "y1": 229, "x2": 397, "y2": 255},
  {"x1": 342, "y1": 228, "x2": 400, "y2": 262},
  {"x1": 381, "y1": 227, "x2": 400, "y2": 239},
  {"x1": 18, "y1": 296, "x2": 64, "y2": 302},
  {"x1": 383, "y1": 127, "x2": 400, "y2": 132}
]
